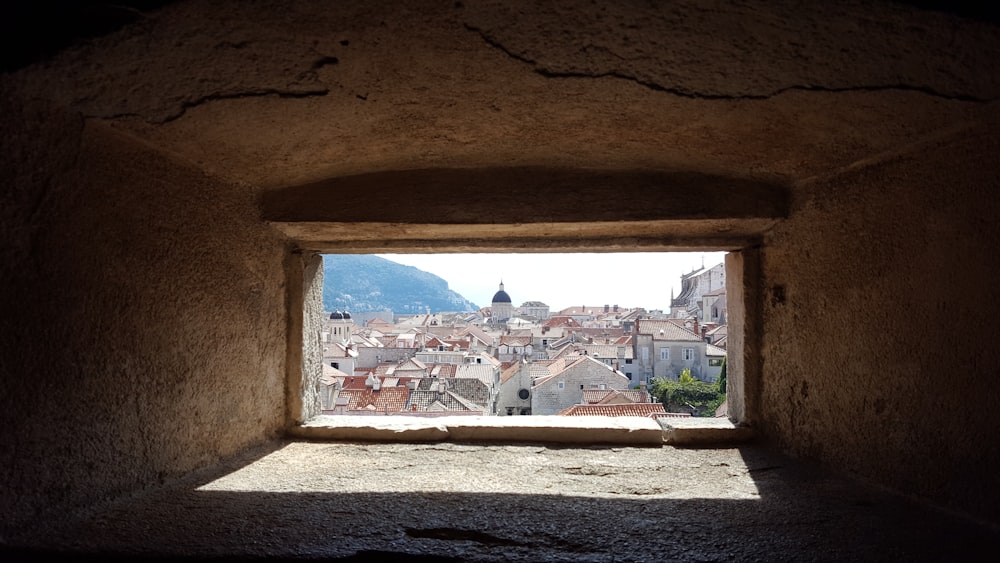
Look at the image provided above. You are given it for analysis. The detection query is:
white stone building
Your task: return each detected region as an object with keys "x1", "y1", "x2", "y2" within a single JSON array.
[
  {"x1": 530, "y1": 356, "x2": 630, "y2": 415},
  {"x1": 633, "y1": 319, "x2": 711, "y2": 383},
  {"x1": 669, "y1": 262, "x2": 726, "y2": 320}
]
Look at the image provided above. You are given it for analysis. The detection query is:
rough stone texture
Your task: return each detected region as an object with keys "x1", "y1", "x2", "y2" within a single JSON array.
[
  {"x1": 11, "y1": 441, "x2": 999, "y2": 561},
  {"x1": 760, "y1": 121, "x2": 1000, "y2": 525},
  {"x1": 661, "y1": 418, "x2": 755, "y2": 446},
  {"x1": 295, "y1": 252, "x2": 325, "y2": 424},
  {"x1": 724, "y1": 248, "x2": 763, "y2": 427},
  {"x1": 2, "y1": 0, "x2": 1000, "y2": 554},
  {"x1": 462, "y1": 0, "x2": 1000, "y2": 100},
  {"x1": 0, "y1": 108, "x2": 288, "y2": 536}
]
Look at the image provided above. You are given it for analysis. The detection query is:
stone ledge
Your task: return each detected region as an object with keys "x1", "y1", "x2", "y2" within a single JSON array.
[
  {"x1": 289, "y1": 415, "x2": 755, "y2": 446},
  {"x1": 658, "y1": 417, "x2": 755, "y2": 446},
  {"x1": 290, "y1": 415, "x2": 665, "y2": 446}
]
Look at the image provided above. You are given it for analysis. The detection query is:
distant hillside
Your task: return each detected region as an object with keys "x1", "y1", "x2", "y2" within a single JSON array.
[{"x1": 321, "y1": 255, "x2": 479, "y2": 314}]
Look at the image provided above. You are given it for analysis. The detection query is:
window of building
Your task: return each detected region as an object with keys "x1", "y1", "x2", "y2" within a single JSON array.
[
  {"x1": 558, "y1": 381, "x2": 565, "y2": 390},
  {"x1": 683, "y1": 348, "x2": 695, "y2": 361},
  {"x1": 660, "y1": 348, "x2": 670, "y2": 361},
  {"x1": 709, "y1": 358, "x2": 724, "y2": 367}
]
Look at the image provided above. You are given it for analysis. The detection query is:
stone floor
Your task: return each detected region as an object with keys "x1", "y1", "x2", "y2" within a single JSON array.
[{"x1": 7, "y1": 440, "x2": 999, "y2": 561}]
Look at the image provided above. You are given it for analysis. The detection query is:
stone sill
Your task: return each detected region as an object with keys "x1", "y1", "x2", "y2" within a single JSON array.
[
  {"x1": 658, "y1": 417, "x2": 755, "y2": 446},
  {"x1": 289, "y1": 415, "x2": 753, "y2": 447}
]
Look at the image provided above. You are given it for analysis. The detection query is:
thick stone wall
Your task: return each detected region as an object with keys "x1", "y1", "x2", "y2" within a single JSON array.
[
  {"x1": 759, "y1": 122, "x2": 1000, "y2": 524},
  {"x1": 0, "y1": 104, "x2": 288, "y2": 535},
  {"x1": 1, "y1": 0, "x2": 998, "y2": 539}
]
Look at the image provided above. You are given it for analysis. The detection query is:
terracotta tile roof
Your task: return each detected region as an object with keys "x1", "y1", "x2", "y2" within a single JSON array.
[
  {"x1": 424, "y1": 337, "x2": 449, "y2": 348},
  {"x1": 582, "y1": 389, "x2": 651, "y2": 404},
  {"x1": 339, "y1": 376, "x2": 372, "y2": 390},
  {"x1": 407, "y1": 389, "x2": 481, "y2": 412},
  {"x1": 706, "y1": 325, "x2": 727, "y2": 336},
  {"x1": 576, "y1": 327, "x2": 626, "y2": 338},
  {"x1": 454, "y1": 364, "x2": 496, "y2": 386},
  {"x1": 499, "y1": 335, "x2": 532, "y2": 346},
  {"x1": 532, "y1": 356, "x2": 605, "y2": 388},
  {"x1": 636, "y1": 319, "x2": 703, "y2": 342},
  {"x1": 443, "y1": 339, "x2": 470, "y2": 350},
  {"x1": 649, "y1": 411, "x2": 694, "y2": 419},
  {"x1": 582, "y1": 344, "x2": 634, "y2": 359},
  {"x1": 321, "y1": 364, "x2": 351, "y2": 379},
  {"x1": 323, "y1": 343, "x2": 358, "y2": 359},
  {"x1": 500, "y1": 363, "x2": 522, "y2": 384},
  {"x1": 556, "y1": 305, "x2": 604, "y2": 316},
  {"x1": 557, "y1": 403, "x2": 667, "y2": 417},
  {"x1": 618, "y1": 390, "x2": 651, "y2": 403},
  {"x1": 543, "y1": 316, "x2": 583, "y2": 328},
  {"x1": 427, "y1": 364, "x2": 457, "y2": 378},
  {"x1": 415, "y1": 377, "x2": 489, "y2": 406},
  {"x1": 455, "y1": 326, "x2": 494, "y2": 346},
  {"x1": 339, "y1": 386, "x2": 410, "y2": 412},
  {"x1": 548, "y1": 346, "x2": 580, "y2": 361}
]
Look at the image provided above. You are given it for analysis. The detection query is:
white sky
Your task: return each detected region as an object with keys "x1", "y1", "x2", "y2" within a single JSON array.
[{"x1": 374, "y1": 252, "x2": 727, "y2": 313}]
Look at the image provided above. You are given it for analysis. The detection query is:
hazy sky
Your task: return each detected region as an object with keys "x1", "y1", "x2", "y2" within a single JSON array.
[{"x1": 374, "y1": 252, "x2": 728, "y2": 313}]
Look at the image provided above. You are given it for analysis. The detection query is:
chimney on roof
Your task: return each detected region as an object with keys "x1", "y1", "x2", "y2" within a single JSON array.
[
  {"x1": 604, "y1": 304, "x2": 609, "y2": 313},
  {"x1": 614, "y1": 304, "x2": 618, "y2": 312},
  {"x1": 692, "y1": 319, "x2": 699, "y2": 338}
]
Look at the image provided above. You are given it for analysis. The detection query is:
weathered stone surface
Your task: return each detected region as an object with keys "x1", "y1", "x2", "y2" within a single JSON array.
[
  {"x1": 295, "y1": 414, "x2": 664, "y2": 445},
  {"x1": 19, "y1": 441, "x2": 1000, "y2": 561},
  {"x1": 2, "y1": 0, "x2": 1000, "y2": 552},
  {"x1": 660, "y1": 417, "x2": 755, "y2": 446}
]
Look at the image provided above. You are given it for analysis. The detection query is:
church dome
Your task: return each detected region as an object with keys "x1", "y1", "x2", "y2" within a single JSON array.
[
  {"x1": 492, "y1": 281, "x2": 511, "y2": 304},
  {"x1": 329, "y1": 310, "x2": 343, "y2": 320}
]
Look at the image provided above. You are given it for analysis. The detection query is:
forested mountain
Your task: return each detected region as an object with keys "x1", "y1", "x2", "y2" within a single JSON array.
[{"x1": 321, "y1": 255, "x2": 479, "y2": 314}]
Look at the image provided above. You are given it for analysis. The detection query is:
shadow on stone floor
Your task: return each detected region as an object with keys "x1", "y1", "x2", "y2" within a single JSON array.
[{"x1": 4, "y1": 442, "x2": 998, "y2": 562}]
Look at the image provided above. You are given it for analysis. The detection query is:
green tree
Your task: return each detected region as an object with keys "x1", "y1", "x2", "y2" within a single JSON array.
[
  {"x1": 678, "y1": 368, "x2": 696, "y2": 383},
  {"x1": 650, "y1": 373, "x2": 726, "y2": 417},
  {"x1": 717, "y1": 357, "x2": 727, "y2": 394}
]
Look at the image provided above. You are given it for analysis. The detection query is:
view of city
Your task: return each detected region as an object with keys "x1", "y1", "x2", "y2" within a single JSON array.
[{"x1": 317, "y1": 254, "x2": 729, "y2": 419}]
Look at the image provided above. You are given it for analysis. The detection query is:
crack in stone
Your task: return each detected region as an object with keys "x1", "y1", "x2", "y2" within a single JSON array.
[
  {"x1": 464, "y1": 23, "x2": 993, "y2": 103},
  {"x1": 95, "y1": 87, "x2": 330, "y2": 124}
]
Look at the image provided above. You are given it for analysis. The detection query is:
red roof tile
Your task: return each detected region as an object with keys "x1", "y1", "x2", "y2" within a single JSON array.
[{"x1": 557, "y1": 403, "x2": 667, "y2": 417}]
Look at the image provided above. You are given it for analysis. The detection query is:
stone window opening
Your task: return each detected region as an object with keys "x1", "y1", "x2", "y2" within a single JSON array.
[{"x1": 289, "y1": 245, "x2": 756, "y2": 443}]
